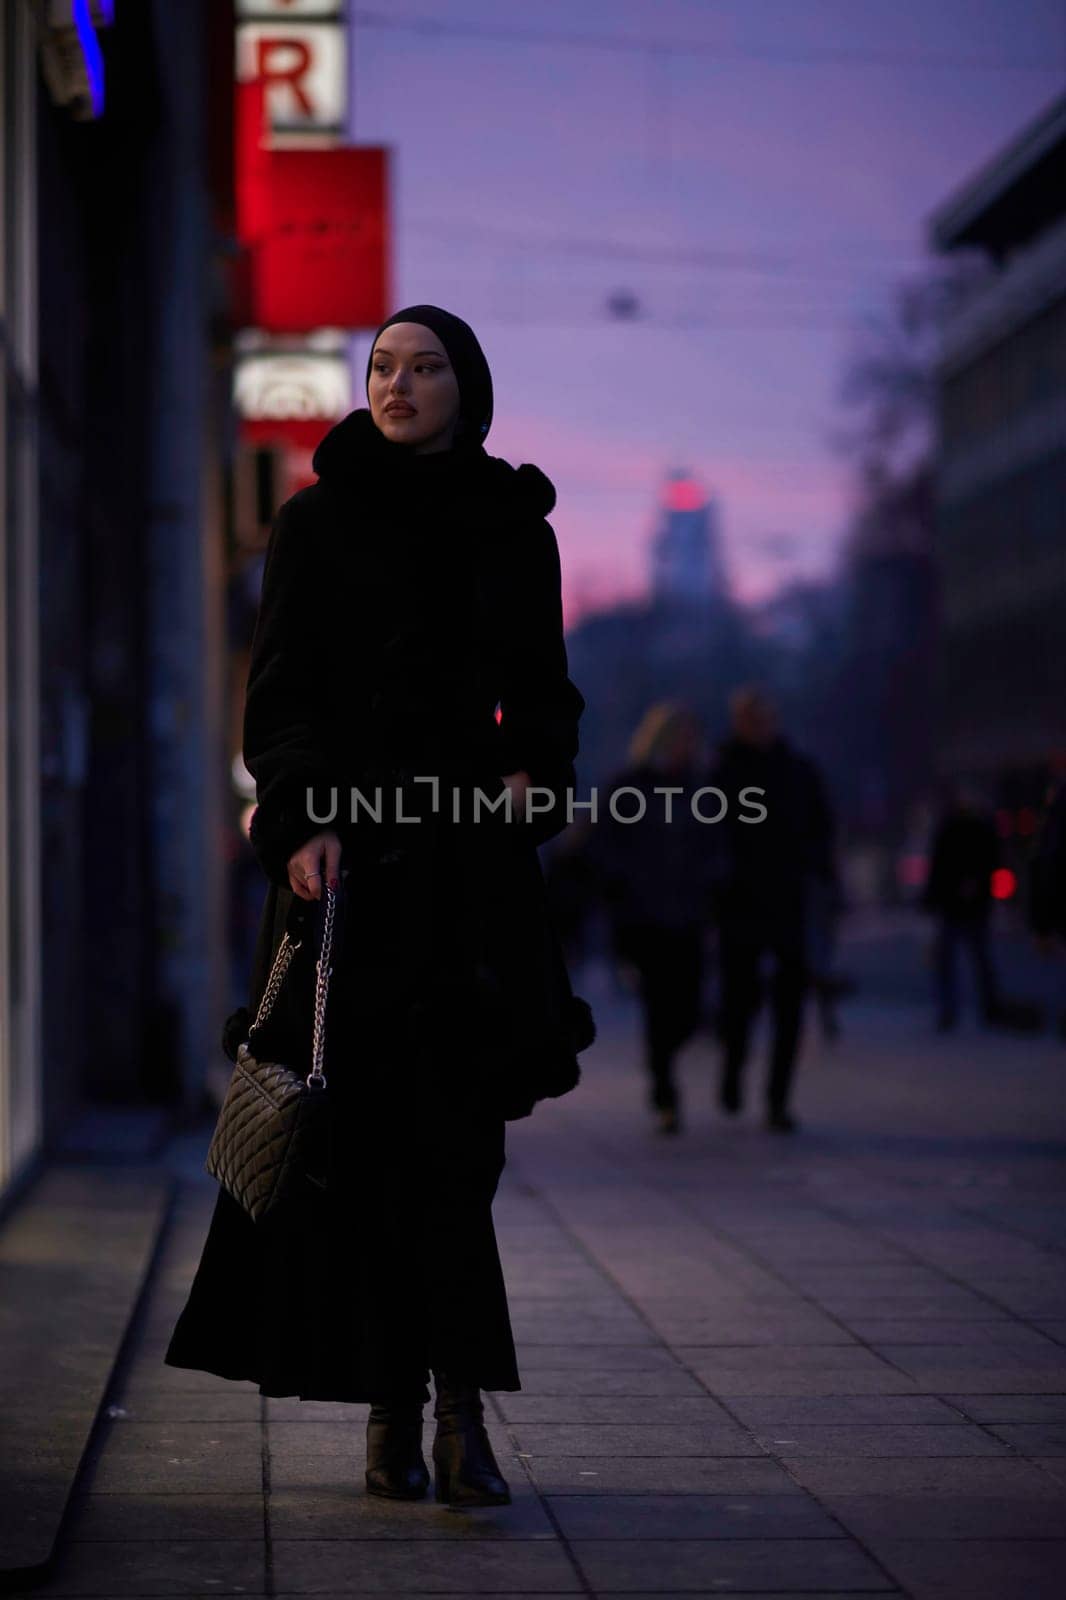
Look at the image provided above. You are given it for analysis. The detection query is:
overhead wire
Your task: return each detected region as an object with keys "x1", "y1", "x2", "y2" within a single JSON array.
[{"x1": 349, "y1": 8, "x2": 1062, "y2": 73}]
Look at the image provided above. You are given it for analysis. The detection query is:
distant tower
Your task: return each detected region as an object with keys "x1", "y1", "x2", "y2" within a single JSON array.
[{"x1": 650, "y1": 470, "x2": 726, "y2": 604}]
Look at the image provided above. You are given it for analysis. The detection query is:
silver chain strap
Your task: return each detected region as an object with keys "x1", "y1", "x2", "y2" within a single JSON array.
[
  {"x1": 246, "y1": 882, "x2": 337, "y2": 1090},
  {"x1": 308, "y1": 882, "x2": 336, "y2": 1090},
  {"x1": 248, "y1": 936, "x2": 302, "y2": 1033}
]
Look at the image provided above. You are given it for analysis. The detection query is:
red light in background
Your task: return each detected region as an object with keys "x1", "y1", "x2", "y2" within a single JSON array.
[
  {"x1": 991, "y1": 868, "x2": 1016, "y2": 901},
  {"x1": 995, "y1": 808, "x2": 1013, "y2": 837},
  {"x1": 664, "y1": 479, "x2": 704, "y2": 512},
  {"x1": 240, "y1": 146, "x2": 389, "y2": 333},
  {"x1": 1017, "y1": 807, "x2": 1038, "y2": 836},
  {"x1": 898, "y1": 853, "x2": 928, "y2": 888}
]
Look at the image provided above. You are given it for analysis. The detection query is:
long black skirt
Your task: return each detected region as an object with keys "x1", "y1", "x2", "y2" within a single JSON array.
[{"x1": 165, "y1": 822, "x2": 522, "y2": 1401}]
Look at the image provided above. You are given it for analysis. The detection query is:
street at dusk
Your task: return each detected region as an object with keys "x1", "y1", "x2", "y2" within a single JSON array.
[
  {"x1": 1, "y1": 2, "x2": 1064, "y2": 1596},
  {"x1": 6, "y1": 927, "x2": 1066, "y2": 1597}
]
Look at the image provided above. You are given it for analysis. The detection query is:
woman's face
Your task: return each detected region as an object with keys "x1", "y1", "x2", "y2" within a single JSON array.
[{"x1": 368, "y1": 322, "x2": 462, "y2": 453}]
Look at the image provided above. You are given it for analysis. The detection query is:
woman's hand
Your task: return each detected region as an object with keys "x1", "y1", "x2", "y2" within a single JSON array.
[
  {"x1": 287, "y1": 830, "x2": 342, "y2": 901},
  {"x1": 501, "y1": 769, "x2": 532, "y2": 820}
]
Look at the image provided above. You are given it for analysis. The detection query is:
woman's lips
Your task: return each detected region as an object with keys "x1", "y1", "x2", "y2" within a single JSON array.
[{"x1": 386, "y1": 406, "x2": 416, "y2": 416}]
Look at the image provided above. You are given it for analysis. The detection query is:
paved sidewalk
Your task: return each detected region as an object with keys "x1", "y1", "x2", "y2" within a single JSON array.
[{"x1": 18, "y1": 982, "x2": 1066, "y2": 1598}]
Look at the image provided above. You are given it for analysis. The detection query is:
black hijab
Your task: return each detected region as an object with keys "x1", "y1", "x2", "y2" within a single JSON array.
[{"x1": 364, "y1": 302, "x2": 494, "y2": 455}]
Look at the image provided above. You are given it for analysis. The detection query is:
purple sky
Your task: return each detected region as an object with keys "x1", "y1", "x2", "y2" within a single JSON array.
[{"x1": 346, "y1": 0, "x2": 1065, "y2": 621}]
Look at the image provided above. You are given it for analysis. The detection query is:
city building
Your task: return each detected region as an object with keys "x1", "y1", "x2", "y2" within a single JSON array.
[
  {"x1": 649, "y1": 470, "x2": 727, "y2": 606},
  {"x1": 928, "y1": 92, "x2": 1066, "y2": 812},
  {"x1": 0, "y1": 0, "x2": 232, "y2": 1206}
]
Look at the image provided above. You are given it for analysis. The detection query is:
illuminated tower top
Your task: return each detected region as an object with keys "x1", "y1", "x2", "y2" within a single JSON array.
[{"x1": 650, "y1": 470, "x2": 726, "y2": 604}]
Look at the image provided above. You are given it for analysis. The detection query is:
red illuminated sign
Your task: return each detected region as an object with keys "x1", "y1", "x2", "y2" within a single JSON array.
[
  {"x1": 234, "y1": 75, "x2": 389, "y2": 331},
  {"x1": 235, "y1": 78, "x2": 273, "y2": 245},
  {"x1": 235, "y1": 22, "x2": 347, "y2": 138},
  {"x1": 250, "y1": 147, "x2": 390, "y2": 331}
]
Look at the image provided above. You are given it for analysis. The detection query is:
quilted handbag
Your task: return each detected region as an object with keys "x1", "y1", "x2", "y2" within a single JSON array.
[{"x1": 205, "y1": 882, "x2": 338, "y2": 1223}]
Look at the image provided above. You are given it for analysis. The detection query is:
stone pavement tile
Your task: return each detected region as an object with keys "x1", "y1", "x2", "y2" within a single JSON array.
[
  {"x1": 269, "y1": 1482, "x2": 553, "y2": 1540},
  {"x1": 511, "y1": 1344, "x2": 683, "y2": 1372},
  {"x1": 639, "y1": 1310, "x2": 855, "y2": 1346},
  {"x1": 838, "y1": 1318, "x2": 1042, "y2": 1344},
  {"x1": 545, "y1": 1491, "x2": 840, "y2": 1539},
  {"x1": 493, "y1": 1264, "x2": 613, "y2": 1296},
  {"x1": 775, "y1": 1265, "x2": 963, "y2": 1288},
  {"x1": 638, "y1": 1280, "x2": 807, "y2": 1309},
  {"x1": 677, "y1": 1346, "x2": 918, "y2": 1396},
  {"x1": 709, "y1": 1228, "x2": 904, "y2": 1268},
  {"x1": 271, "y1": 1538, "x2": 581, "y2": 1591},
  {"x1": 267, "y1": 1428, "x2": 516, "y2": 1492},
  {"x1": 266, "y1": 1455, "x2": 370, "y2": 1491},
  {"x1": 755, "y1": 1424, "x2": 1008, "y2": 1458},
  {"x1": 987, "y1": 1422, "x2": 1066, "y2": 1454},
  {"x1": 494, "y1": 1367, "x2": 705, "y2": 1397},
  {"x1": 506, "y1": 1305, "x2": 655, "y2": 1345},
  {"x1": 569, "y1": 1535, "x2": 893, "y2": 1592},
  {"x1": 62, "y1": 1490, "x2": 264, "y2": 1541},
  {"x1": 1036, "y1": 1320, "x2": 1066, "y2": 1345},
  {"x1": 821, "y1": 1490, "x2": 1066, "y2": 1541},
  {"x1": 109, "y1": 1386, "x2": 262, "y2": 1422},
  {"x1": 780, "y1": 1456, "x2": 1066, "y2": 1498},
  {"x1": 495, "y1": 1395, "x2": 734, "y2": 1425},
  {"x1": 945, "y1": 1394, "x2": 1066, "y2": 1422},
  {"x1": 118, "y1": 1360, "x2": 260, "y2": 1397},
  {"x1": 91, "y1": 1421, "x2": 263, "y2": 1494},
  {"x1": 896, "y1": 1325, "x2": 1063, "y2": 1354},
  {"x1": 872, "y1": 1339, "x2": 1066, "y2": 1369},
  {"x1": 866, "y1": 1538, "x2": 1066, "y2": 1599},
  {"x1": 525, "y1": 1455, "x2": 800, "y2": 1495},
  {"x1": 23, "y1": 1537, "x2": 264, "y2": 1594},
  {"x1": 867, "y1": 1346, "x2": 1066, "y2": 1392},
  {"x1": 508, "y1": 1423, "x2": 763, "y2": 1458},
  {"x1": 268, "y1": 1399, "x2": 371, "y2": 1423},
  {"x1": 807, "y1": 1290, "x2": 1002, "y2": 1320},
  {"x1": 967, "y1": 1282, "x2": 1066, "y2": 1318},
  {"x1": 131, "y1": 1332, "x2": 194, "y2": 1365},
  {"x1": 915, "y1": 1370, "x2": 1066, "y2": 1394},
  {"x1": 269, "y1": 1422, "x2": 364, "y2": 1459},
  {"x1": 725, "y1": 1396, "x2": 959, "y2": 1426}
]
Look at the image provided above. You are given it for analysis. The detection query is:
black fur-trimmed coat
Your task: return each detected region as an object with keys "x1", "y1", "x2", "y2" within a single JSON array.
[{"x1": 238, "y1": 407, "x2": 594, "y2": 1121}]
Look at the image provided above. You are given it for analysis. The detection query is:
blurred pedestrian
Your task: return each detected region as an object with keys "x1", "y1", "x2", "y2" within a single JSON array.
[
  {"x1": 166, "y1": 306, "x2": 591, "y2": 1508},
  {"x1": 922, "y1": 783, "x2": 1001, "y2": 1031},
  {"x1": 589, "y1": 703, "x2": 716, "y2": 1134},
  {"x1": 710, "y1": 686, "x2": 835, "y2": 1133},
  {"x1": 1027, "y1": 773, "x2": 1066, "y2": 1039},
  {"x1": 1028, "y1": 776, "x2": 1066, "y2": 950}
]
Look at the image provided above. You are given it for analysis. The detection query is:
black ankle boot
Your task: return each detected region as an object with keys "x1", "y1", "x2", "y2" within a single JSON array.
[
  {"x1": 431, "y1": 1371, "x2": 511, "y2": 1506},
  {"x1": 365, "y1": 1398, "x2": 430, "y2": 1500}
]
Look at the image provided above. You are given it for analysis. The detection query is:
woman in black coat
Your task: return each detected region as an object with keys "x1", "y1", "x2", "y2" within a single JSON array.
[{"x1": 165, "y1": 305, "x2": 591, "y2": 1507}]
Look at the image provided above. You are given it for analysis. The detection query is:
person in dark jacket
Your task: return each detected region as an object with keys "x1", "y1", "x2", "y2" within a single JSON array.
[
  {"x1": 589, "y1": 703, "x2": 716, "y2": 1134},
  {"x1": 710, "y1": 687, "x2": 835, "y2": 1133},
  {"x1": 165, "y1": 306, "x2": 590, "y2": 1508},
  {"x1": 1028, "y1": 777, "x2": 1066, "y2": 949},
  {"x1": 921, "y1": 784, "x2": 1001, "y2": 1031},
  {"x1": 1028, "y1": 774, "x2": 1066, "y2": 1039}
]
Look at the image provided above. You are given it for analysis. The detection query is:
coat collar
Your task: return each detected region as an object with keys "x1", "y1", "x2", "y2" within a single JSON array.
[{"x1": 312, "y1": 407, "x2": 557, "y2": 518}]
